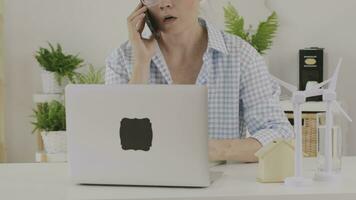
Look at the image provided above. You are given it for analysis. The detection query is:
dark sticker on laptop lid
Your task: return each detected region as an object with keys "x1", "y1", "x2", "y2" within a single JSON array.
[{"x1": 120, "y1": 118, "x2": 153, "y2": 151}]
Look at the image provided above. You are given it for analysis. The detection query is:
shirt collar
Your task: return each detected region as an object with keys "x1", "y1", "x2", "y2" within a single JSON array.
[
  {"x1": 199, "y1": 18, "x2": 229, "y2": 55},
  {"x1": 152, "y1": 46, "x2": 173, "y2": 84}
]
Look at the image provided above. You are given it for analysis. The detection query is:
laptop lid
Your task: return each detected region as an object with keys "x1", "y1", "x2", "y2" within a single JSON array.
[{"x1": 65, "y1": 84, "x2": 210, "y2": 187}]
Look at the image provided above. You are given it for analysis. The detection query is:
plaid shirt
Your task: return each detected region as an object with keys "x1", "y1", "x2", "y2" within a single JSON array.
[{"x1": 105, "y1": 18, "x2": 294, "y2": 146}]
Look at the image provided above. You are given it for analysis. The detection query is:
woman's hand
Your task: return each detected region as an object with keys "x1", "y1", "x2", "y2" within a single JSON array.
[
  {"x1": 209, "y1": 138, "x2": 262, "y2": 163},
  {"x1": 127, "y1": 2, "x2": 158, "y2": 65}
]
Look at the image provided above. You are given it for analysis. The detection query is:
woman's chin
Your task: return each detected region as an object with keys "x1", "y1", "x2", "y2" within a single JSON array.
[{"x1": 160, "y1": 26, "x2": 185, "y2": 36}]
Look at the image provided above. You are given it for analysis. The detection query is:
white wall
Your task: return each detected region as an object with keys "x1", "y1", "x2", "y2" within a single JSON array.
[
  {"x1": 4, "y1": 0, "x2": 356, "y2": 162},
  {"x1": 4, "y1": 0, "x2": 139, "y2": 162}
]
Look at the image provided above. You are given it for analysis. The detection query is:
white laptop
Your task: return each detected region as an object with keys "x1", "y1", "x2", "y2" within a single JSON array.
[{"x1": 65, "y1": 84, "x2": 219, "y2": 188}]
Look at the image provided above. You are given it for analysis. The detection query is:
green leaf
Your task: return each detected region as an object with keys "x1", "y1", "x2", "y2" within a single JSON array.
[
  {"x1": 30, "y1": 100, "x2": 66, "y2": 133},
  {"x1": 223, "y1": 3, "x2": 279, "y2": 55},
  {"x1": 35, "y1": 42, "x2": 84, "y2": 85},
  {"x1": 251, "y1": 12, "x2": 279, "y2": 55},
  {"x1": 224, "y1": 2, "x2": 248, "y2": 41},
  {"x1": 73, "y1": 64, "x2": 105, "y2": 84}
]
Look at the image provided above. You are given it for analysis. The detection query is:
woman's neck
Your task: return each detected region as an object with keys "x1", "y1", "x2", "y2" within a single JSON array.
[{"x1": 157, "y1": 20, "x2": 208, "y2": 57}]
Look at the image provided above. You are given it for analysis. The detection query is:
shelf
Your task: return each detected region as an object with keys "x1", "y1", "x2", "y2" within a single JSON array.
[{"x1": 280, "y1": 100, "x2": 327, "y2": 112}]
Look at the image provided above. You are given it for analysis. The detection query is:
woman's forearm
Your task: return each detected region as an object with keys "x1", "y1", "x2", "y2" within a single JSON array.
[
  {"x1": 209, "y1": 138, "x2": 262, "y2": 163},
  {"x1": 129, "y1": 61, "x2": 151, "y2": 84}
]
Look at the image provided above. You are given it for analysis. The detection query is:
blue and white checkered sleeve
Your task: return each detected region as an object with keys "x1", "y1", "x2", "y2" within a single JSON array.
[
  {"x1": 240, "y1": 52, "x2": 294, "y2": 146},
  {"x1": 105, "y1": 48, "x2": 130, "y2": 85}
]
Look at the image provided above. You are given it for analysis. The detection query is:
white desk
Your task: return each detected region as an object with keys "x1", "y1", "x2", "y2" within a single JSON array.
[{"x1": 1, "y1": 157, "x2": 356, "y2": 200}]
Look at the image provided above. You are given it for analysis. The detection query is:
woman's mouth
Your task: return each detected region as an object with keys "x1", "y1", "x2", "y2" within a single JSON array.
[{"x1": 163, "y1": 16, "x2": 178, "y2": 24}]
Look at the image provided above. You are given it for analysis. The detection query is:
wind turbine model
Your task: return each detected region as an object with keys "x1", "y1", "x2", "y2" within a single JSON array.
[
  {"x1": 270, "y1": 75, "x2": 324, "y2": 187},
  {"x1": 312, "y1": 58, "x2": 353, "y2": 181}
]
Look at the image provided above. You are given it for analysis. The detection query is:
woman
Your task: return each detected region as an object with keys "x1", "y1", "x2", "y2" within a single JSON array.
[{"x1": 105, "y1": 0, "x2": 294, "y2": 162}]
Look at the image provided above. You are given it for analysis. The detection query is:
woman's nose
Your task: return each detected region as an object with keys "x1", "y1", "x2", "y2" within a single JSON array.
[{"x1": 159, "y1": 0, "x2": 173, "y2": 10}]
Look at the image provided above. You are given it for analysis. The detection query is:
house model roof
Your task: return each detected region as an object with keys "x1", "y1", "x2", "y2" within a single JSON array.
[{"x1": 255, "y1": 140, "x2": 294, "y2": 158}]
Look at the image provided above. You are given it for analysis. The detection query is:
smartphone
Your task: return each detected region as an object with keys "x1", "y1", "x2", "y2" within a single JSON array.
[{"x1": 140, "y1": 1, "x2": 160, "y2": 38}]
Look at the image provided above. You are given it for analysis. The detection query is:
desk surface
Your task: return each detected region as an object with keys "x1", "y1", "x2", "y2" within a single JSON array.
[{"x1": 1, "y1": 157, "x2": 356, "y2": 200}]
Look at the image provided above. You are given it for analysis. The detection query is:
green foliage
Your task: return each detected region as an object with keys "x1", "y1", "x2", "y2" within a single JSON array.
[
  {"x1": 224, "y1": 3, "x2": 279, "y2": 55},
  {"x1": 73, "y1": 65, "x2": 105, "y2": 84},
  {"x1": 35, "y1": 42, "x2": 84, "y2": 85},
  {"x1": 251, "y1": 12, "x2": 278, "y2": 54},
  {"x1": 224, "y1": 3, "x2": 249, "y2": 41},
  {"x1": 31, "y1": 101, "x2": 66, "y2": 133}
]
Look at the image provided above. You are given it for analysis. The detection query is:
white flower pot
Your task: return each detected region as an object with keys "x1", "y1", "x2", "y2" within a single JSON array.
[
  {"x1": 41, "y1": 70, "x2": 68, "y2": 94},
  {"x1": 41, "y1": 131, "x2": 67, "y2": 154}
]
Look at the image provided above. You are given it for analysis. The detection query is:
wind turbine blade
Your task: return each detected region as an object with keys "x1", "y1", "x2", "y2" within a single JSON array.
[
  {"x1": 333, "y1": 101, "x2": 353, "y2": 122},
  {"x1": 303, "y1": 88, "x2": 324, "y2": 98},
  {"x1": 270, "y1": 75, "x2": 298, "y2": 92},
  {"x1": 329, "y1": 58, "x2": 343, "y2": 91},
  {"x1": 308, "y1": 79, "x2": 331, "y2": 90}
]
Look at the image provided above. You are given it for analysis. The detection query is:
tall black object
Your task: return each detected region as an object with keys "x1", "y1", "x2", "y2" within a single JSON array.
[{"x1": 299, "y1": 47, "x2": 324, "y2": 101}]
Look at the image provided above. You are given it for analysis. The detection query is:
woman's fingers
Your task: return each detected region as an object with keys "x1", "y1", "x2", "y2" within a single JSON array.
[
  {"x1": 134, "y1": 1, "x2": 143, "y2": 10},
  {"x1": 136, "y1": 14, "x2": 146, "y2": 34},
  {"x1": 132, "y1": 14, "x2": 146, "y2": 32},
  {"x1": 128, "y1": 13, "x2": 146, "y2": 33},
  {"x1": 127, "y1": 6, "x2": 147, "y2": 22},
  {"x1": 130, "y1": 1, "x2": 144, "y2": 16},
  {"x1": 127, "y1": 7, "x2": 147, "y2": 35}
]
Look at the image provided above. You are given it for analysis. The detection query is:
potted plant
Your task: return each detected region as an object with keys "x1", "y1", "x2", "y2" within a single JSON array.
[
  {"x1": 35, "y1": 42, "x2": 84, "y2": 94},
  {"x1": 31, "y1": 100, "x2": 67, "y2": 154},
  {"x1": 73, "y1": 64, "x2": 105, "y2": 84},
  {"x1": 224, "y1": 3, "x2": 279, "y2": 56}
]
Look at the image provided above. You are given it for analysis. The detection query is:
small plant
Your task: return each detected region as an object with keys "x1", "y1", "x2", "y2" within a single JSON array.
[
  {"x1": 31, "y1": 100, "x2": 66, "y2": 133},
  {"x1": 35, "y1": 42, "x2": 84, "y2": 85},
  {"x1": 73, "y1": 65, "x2": 105, "y2": 84},
  {"x1": 224, "y1": 3, "x2": 279, "y2": 55}
]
